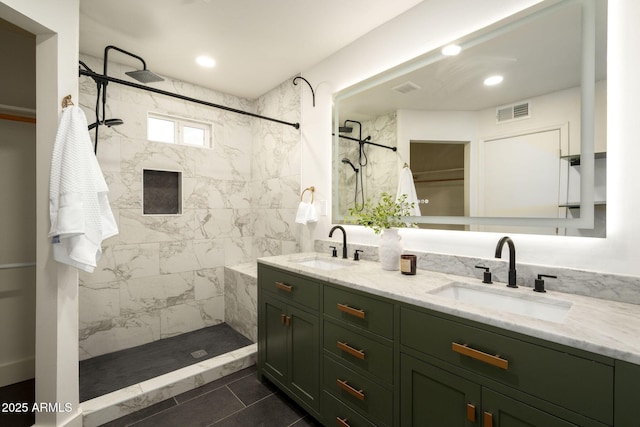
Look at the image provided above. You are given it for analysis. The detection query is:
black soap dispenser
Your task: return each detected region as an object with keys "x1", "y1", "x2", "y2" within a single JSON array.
[{"x1": 534, "y1": 274, "x2": 557, "y2": 293}]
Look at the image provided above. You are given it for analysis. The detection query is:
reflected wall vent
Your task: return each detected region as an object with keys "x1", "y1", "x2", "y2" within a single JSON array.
[
  {"x1": 392, "y1": 81, "x2": 421, "y2": 94},
  {"x1": 496, "y1": 100, "x2": 531, "y2": 123}
]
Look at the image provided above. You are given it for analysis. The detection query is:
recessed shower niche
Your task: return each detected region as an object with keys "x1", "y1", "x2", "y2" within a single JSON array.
[{"x1": 142, "y1": 169, "x2": 182, "y2": 215}]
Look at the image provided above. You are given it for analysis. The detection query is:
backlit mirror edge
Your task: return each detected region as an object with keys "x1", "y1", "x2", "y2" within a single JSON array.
[{"x1": 332, "y1": 0, "x2": 597, "y2": 230}]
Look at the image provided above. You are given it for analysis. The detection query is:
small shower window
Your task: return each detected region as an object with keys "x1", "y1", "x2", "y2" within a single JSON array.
[{"x1": 147, "y1": 112, "x2": 212, "y2": 148}]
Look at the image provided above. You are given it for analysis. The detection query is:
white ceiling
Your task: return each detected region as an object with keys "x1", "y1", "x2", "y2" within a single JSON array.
[
  {"x1": 79, "y1": 0, "x2": 424, "y2": 99},
  {"x1": 338, "y1": 0, "x2": 608, "y2": 122}
]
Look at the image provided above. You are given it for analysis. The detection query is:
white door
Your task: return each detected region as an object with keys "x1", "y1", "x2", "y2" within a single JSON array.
[{"x1": 480, "y1": 129, "x2": 561, "y2": 234}]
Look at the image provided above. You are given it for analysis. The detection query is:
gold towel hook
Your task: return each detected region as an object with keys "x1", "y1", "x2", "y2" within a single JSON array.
[
  {"x1": 300, "y1": 186, "x2": 315, "y2": 203},
  {"x1": 61, "y1": 95, "x2": 74, "y2": 108}
]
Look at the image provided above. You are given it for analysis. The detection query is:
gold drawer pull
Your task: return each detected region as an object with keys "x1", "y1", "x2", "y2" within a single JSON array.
[
  {"x1": 336, "y1": 378, "x2": 365, "y2": 401},
  {"x1": 467, "y1": 403, "x2": 476, "y2": 422},
  {"x1": 483, "y1": 411, "x2": 493, "y2": 427},
  {"x1": 274, "y1": 281, "x2": 292, "y2": 292},
  {"x1": 452, "y1": 342, "x2": 509, "y2": 370},
  {"x1": 281, "y1": 313, "x2": 286, "y2": 325},
  {"x1": 337, "y1": 341, "x2": 366, "y2": 360},
  {"x1": 336, "y1": 417, "x2": 351, "y2": 427},
  {"x1": 337, "y1": 303, "x2": 365, "y2": 319}
]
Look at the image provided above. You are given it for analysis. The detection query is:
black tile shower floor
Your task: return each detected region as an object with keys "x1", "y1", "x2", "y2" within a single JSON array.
[
  {"x1": 80, "y1": 323, "x2": 253, "y2": 401},
  {"x1": 99, "y1": 366, "x2": 322, "y2": 427}
]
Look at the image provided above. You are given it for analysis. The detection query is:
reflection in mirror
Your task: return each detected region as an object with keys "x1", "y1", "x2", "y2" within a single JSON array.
[{"x1": 333, "y1": 0, "x2": 607, "y2": 237}]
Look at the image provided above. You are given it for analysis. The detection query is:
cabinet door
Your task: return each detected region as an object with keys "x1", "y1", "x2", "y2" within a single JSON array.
[
  {"x1": 482, "y1": 388, "x2": 579, "y2": 427},
  {"x1": 289, "y1": 304, "x2": 320, "y2": 411},
  {"x1": 401, "y1": 353, "x2": 480, "y2": 426},
  {"x1": 261, "y1": 294, "x2": 288, "y2": 385}
]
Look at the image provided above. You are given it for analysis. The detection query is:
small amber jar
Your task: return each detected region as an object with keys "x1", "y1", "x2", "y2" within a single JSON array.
[{"x1": 400, "y1": 254, "x2": 417, "y2": 275}]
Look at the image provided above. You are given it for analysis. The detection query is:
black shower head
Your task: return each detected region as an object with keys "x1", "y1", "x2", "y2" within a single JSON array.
[
  {"x1": 125, "y1": 69, "x2": 164, "y2": 84},
  {"x1": 104, "y1": 45, "x2": 164, "y2": 84},
  {"x1": 339, "y1": 126, "x2": 353, "y2": 133},
  {"x1": 341, "y1": 158, "x2": 359, "y2": 173}
]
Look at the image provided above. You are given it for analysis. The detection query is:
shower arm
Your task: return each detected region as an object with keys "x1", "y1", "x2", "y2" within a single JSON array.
[{"x1": 101, "y1": 46, "x2": 147, "y2": 123}]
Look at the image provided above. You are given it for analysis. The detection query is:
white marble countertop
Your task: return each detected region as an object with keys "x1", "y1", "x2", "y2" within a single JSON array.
[{"x1": 258, "y1": 252, "x2": 640, "y2": 365}]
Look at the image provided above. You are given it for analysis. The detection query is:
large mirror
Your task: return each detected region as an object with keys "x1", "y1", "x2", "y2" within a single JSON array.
[{"x1": 333, "y1": 0, "x2": 607, "y2": 237}]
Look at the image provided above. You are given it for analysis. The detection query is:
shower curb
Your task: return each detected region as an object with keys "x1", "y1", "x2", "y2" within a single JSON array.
[{"x1": 80, "y1": 343, "x2": 257, "y2": 427}]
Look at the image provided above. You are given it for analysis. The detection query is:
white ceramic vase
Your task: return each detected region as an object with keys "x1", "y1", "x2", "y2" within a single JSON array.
[{"x1": 378, "y1": 228, "x2": 402, "y2": 270}]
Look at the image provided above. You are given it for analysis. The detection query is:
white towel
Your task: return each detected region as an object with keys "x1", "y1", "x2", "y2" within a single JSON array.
[
  {"x1": 396, "y1": 166, "x2": 422, "y2": 216},
  {"x1": 295, "y1": 201, "x2": 310, "y2": 224},
  {"x1": 48, "y1": 106, "x2": 118, "y2": 273},
  {"x1": 306, "y1": 202, "x2": 318, "y2": 223}
]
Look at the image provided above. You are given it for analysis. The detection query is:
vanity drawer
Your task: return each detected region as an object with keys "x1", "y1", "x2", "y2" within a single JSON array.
[
  {"x1": 324, "y1": 320, "x2": 393, "y2": 385},
  {"x1": 258, "y1": 265, "x2": 319, "y2": 310},
  {"x1": 322, "y1": 391, "x2": 376, "y2": 427},
  {"x1": 400, "y1": 306, "x2": 614, "y2": 425},
  {"x1": 324, "y1": 286, "x2": 393, "y2": 339},
  {"x1": 323, "y1": 356, "x2": 393, "y2": 426}
]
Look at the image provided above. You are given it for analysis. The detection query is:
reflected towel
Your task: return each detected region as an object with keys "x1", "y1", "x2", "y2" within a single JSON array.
[
  {"x1": 48, "y1": 106, "x2": 118, "y2": 273},
  {"x1": 295, "y1": 201, "x2": 310, "y2": 224},
  {"x1": 396, "y1": 166, "x2": 422, "y2": 216}
]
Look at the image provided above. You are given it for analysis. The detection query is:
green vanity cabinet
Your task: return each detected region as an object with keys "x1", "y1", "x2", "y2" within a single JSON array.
[
  {"x1": 322, "y1": 285, "x2": 396, "y2": 426},
  {"x1": 401, "y1": 353, "x2": 481, "y2": 426},
  {"x1": 258, "y1": 262, "x2": 630, "y2": 426},
  {"x1": 257, "y1": 265, "x2": 321, "y2": 416},
  {"x1": 614, "y1": 360, "x2": 640, "y2": 426},
  {"x1": 400, "y1": 306, "x2": 613, "y2": 427}
]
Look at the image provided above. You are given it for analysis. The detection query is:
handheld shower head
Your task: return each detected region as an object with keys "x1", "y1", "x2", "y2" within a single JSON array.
[
  {"x1": 341, "y1": 158, "x2": 359, "y2": 173},
  {"x1": 88, "y1": 118, "x2": 124, "y2": 130}
]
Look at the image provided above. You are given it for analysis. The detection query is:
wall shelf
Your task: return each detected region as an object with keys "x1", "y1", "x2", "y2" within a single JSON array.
[
  {"x1": 561, "y1": 151, "x2": 607, "y2": 166},
  {"x1": 559, "y1": 201, "x2": 607, "y2": 209}
]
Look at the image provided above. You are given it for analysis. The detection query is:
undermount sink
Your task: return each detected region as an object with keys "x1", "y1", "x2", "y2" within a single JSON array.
[
  {"x1": 430, "y1": 283, "x2": 572, "y2": 323},
  {"x1": 292, "y1": 257, "x2": 354, "y2": 271}
]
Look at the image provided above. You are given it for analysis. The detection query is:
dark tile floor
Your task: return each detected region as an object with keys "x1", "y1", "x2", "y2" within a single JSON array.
[
  {"x1": 100, "y1": 366, "x2": 322, "y2": 427},
  {"x1": 80, "y1": 323, "x2": 253, "y2": 401},
  {"x1": 0, "y1": 378, "x2": 35, "y2": 427}
]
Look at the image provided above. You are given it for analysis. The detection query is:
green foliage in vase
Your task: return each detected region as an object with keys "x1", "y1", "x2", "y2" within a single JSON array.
[{"x1": 346, "y1": 192, "x2": 417, "y2": 234}]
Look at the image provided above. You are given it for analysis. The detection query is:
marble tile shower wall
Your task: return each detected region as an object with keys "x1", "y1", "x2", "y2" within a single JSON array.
[
  {"x1": 77, "y1": 55, "x2": 301, "y2": 359},
  {"x1": 338, "y1": 112, "x2": 398, "y2": 215}
]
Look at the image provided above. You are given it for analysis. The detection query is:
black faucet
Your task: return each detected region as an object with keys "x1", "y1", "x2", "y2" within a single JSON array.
[
  {"x1": 495, "y1": 236, "x2": 517, "y2": 288},
  {"x1": 329, "y1": 225, "x2": 348, "y2": 259}
]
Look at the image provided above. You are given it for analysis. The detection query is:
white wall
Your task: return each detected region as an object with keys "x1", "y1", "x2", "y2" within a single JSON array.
[
  {"x1": 0, "y1": 0, "x2": 81, "y2": 426},
  {"x1": 301, "y1": 0, "x2": 640, "y2": 279}
]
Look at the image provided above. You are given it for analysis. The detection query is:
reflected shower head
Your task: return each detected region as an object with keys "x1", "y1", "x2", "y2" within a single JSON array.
[
  {"x1": 341, "y1": 158, "x2": 359, "y2": 173},
  {"x1": 125, "y1": 69, "x2": 164, "y2": 84},
  {"x1": 339, "y1": 126, "x2": 353, "y2": 133}
]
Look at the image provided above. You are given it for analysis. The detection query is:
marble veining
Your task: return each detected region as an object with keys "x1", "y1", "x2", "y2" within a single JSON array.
[
  {"x1": 79, "y1": 54, "x2": 301, "y2": 359},
  {"x1": 315, "y1": 239, "x2": 640, "y2": 306},
  {"x1": 260, "y1": 252, "x2": 640, "y2": 365}
]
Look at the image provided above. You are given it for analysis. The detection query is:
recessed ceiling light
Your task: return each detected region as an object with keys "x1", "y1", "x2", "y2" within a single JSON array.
[
  {"x1": 441, "y1": 44, "x2": 462, "y2": 56},
  {"x1": 196, "y1": 55, "x2": 216, "y2": 68},
  {"x1": 484, "y1": 75, "x2": 504, "y2": 86}
]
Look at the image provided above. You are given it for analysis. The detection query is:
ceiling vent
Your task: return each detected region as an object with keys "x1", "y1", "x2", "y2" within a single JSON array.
[
  {"x1": 392, "y1": 81, "x2": 421, "y2": 94},
  {"x1": 496, "y1": 101, "x2": 531, "y2": 123}
]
